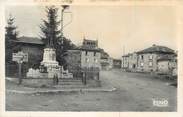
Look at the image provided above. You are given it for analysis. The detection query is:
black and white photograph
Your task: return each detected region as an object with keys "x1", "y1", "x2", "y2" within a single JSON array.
[{"x1": 3, "y1": 2, "x2": 180, "y2": 113}]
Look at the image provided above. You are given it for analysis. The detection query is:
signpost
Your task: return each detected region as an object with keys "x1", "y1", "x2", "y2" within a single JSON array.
[{"x1": 12, "y1": 51, "x2": 28, "y2": 85}]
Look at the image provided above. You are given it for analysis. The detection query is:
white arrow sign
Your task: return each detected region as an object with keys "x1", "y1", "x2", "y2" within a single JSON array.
[{"x1": 12, "y1": 51, "x2": 28, "y2": 63}]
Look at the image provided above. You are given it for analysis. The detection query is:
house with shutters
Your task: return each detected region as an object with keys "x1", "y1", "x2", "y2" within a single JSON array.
[
  {"x1": 100, "y1": 49, "x2": 113, "y2": 70},
  {"x1": 128, "y1": 52, "x2": 138, "y2": 72},
  {"x1": 136, "y1": 44, "x2": 176, "y2": 73},
  {"x1": 121, "y1": 54, "x2": 130, "y2": 71},
  {"x1": 65, "y1": 38, "x2": 101, "y2": 73},
  {"x1": 6, "y1": 36, "x2": 45, "y2": 77},
  {"x1": 113, "y1": 59, "x2": 121, "y2": 69},
  {"x1": 157, "y1": 54, "x2": 177, "y2": 75},
  {"x1": 80, "y1": 39, "x2": 101, "y2": 69},
  {"x1": 121, "y1": 52, "x2": 138, "y2": 72}
]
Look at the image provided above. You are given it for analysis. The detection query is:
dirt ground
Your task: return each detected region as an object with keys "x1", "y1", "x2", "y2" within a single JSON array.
[{"x1": 6, "y1": 69, "x2": 177, "y2": 111}]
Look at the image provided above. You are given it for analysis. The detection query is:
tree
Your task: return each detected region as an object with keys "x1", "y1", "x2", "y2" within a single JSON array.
[
  {"x1": 60, "y1": 36, "x2": 77, "y2": 68},
  {"x1": 40, "y1": 6, "x2": 61, "y2": 48},
  {"x1": 40, "y1": 6, "x2": 76, "y2": 67},
  {"x1": 5, "y1": 14, "x2": 19, "y2": 63}
]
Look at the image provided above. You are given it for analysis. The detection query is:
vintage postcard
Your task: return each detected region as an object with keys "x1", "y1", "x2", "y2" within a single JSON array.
[{"x1": 0, "y1": 0, "x2": 183, "y2": 117}]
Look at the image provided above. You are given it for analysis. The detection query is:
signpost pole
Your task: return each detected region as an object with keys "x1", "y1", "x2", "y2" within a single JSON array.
[
  {"x1": 12, "y1": 51, "x2": 28, "y2": 85},
  {"x1": 18, "y1": 62, "x2": 22, "y2": 85}
]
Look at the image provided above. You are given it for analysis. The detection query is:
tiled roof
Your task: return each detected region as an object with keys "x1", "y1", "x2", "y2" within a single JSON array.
[
  {"x1": 77, "y1": 46, "x2": 101, "y2": 52},
  {"x1": 100, "y1": 49, "x2": 109, "y2": 59},
  {"x1": 157, "y1": 55, "x2": 174, "y2": 61},
  {"x1": 67, "y1": 46, "x2": 101, "y2": 52},
  {"x1": 15, "y1": 36, "x2": 44, "y2": 45},
  {"x1": 122, "y1": 53, "x2": 131, "y2": 57},
  {"x1": 137, "y1": 45, "x2": 175, "y2": 54}
]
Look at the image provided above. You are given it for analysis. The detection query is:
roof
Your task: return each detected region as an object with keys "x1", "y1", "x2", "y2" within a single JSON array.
[
  {"x1": 66, "y1": 46, "x2": 101, "y2": 52},
  {"x1": 113, "y1": 59, "x2": 121, "y2": 62},
  {"x1": 83, "y1": 39, "x2": 97, "y2": 43},
  {"x1": 157, "y1": 55, "x2": 175, "y2": 61},
  {"x1": 15, "y1": 36, "x2": 44, "y2": 45},
  {"x1": 122, "y1": 53, "x2": 131, "y2": 57},
  {"x1": 81, "y1": 38, "x2": 99, "y2": 50},
  {"x1": 137, "y1": 44, "x2": 175, "y2": 54},
  {"x1": 101, "y1": 49, "x2": 109, "y2": 59},
  {"x1": 77, "y1": 46, "x2": 101, "y2": 52}
]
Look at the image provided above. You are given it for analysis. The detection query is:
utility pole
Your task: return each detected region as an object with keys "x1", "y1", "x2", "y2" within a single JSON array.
[
  {"x1": 60, "y1": 5, "x2": 69, "y2": 50},
  {"x1": 60, "y1": 7, "x2": 64, "y2": 49}
]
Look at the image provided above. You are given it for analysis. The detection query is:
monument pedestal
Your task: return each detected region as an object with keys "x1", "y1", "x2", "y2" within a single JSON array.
[
  {"x1": 41, "y1": 48, "x2": 61, "y2": 78},
  {"x1": 41, "y1": 48, "x2": 59, "y2": 67},
  {"x1": 27, "y1": 47, "x2": 73, "y2": 79}
]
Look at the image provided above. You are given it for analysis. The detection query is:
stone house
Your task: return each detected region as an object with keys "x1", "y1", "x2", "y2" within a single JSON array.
[
  {"x1": 157, "y1": 55, "x2": 177, "y2": 75},
  {"x1": 121, "y1": 54, "x2": 129, "y2": 71},
  {"x1": 65, "y1": 39, "x2": 101, "y2": 73},
  {"x1": 100, "y1": 57, "x2": 113, "y2": 70},
  {"x1": 113, "y1": 59, "x2": 121, "y2": 69},
  {"x1": 80, "y1": 39, "x2": 101, "y2": 69},
  {"x1": 136, "y1": 44, "x2": 176, "y2": 73},
  {"x1": 16, "y1": 36, "x2": 44, "y2": 52},
  {"x1": 100, "y1": 49, "x2": 113, "y2": 70},
  {"x1": 6, "y1": 36, "x2": 45, "y2": 77},
  {"x1": 128, "y1": 53, "x2": 138, "y2": 72}
]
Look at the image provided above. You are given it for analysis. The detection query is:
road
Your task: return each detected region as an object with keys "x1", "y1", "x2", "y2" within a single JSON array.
[{"x1": 6, "y1": 69, "x2": 177, "y2": 111}]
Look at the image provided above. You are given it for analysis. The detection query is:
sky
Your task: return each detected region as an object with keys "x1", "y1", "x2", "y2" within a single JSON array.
[{"x1": 5, "y1": 5, "x2": 178, "y2": 58}]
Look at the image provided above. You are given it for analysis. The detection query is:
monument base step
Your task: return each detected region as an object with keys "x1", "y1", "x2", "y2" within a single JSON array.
[
  {"x1": 53, "y1": 85, "x2": 86, "y2": 88},
  {"x1": 58, "y1": 82, "x2": 83, "y2": 85},
  {"x1": 56, "y1": 78, "x2": 84, "y2": 87}
]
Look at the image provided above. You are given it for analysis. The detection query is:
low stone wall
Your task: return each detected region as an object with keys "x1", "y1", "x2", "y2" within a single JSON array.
[
  {"x1": 6, "y1": 77, "x2": 101, "y2": 88},
  {"x1": 27, "y1": 68, "x2": 73, "y2": 79},
  {"x1": 6, "y1": 77, "x2": 54, "y2": 88}
]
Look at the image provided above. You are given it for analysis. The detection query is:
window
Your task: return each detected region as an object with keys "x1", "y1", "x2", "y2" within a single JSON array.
[
  {"x1": 94, "y1": 52, "x2": 96, "y2": 56},
  {"x1": 85, "y1": 58, "x2": 89, "y2": 62},
  {"x1": 140, "y1": 62, "x2": 144, "y2": 67},
  {"x1": 94, "y1": 58, "x2": 98, "y2": 63},
  {"x1": 149, "y1": 55, "x2": 153, "y2": 59},
  {"x1": 149, "y1": 61, "x2": 153, "y2": 67},
  {"x1": 141, "y1": 55, "x2": 144, "y2": 60},
  {"x1": 85, "y1": 51, "x2": 88, "y2": 56}
]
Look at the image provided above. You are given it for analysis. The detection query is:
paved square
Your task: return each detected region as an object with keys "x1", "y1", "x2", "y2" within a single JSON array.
[{"x1": 6, "y1": 69, "x2": 177, "y2": 111}]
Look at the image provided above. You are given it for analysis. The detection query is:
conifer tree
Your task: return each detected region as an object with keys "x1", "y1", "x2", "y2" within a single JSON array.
[
  {"x1": 5, "y1": 14, "x2": 18, "y2": 63},
  {"x1": 40, "y1": 6, "x2": 76, "y2": 67}
]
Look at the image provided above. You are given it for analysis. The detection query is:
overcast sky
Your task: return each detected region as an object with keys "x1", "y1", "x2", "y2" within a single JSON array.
[{"x1": 5, "y1": 5, "x2": 177, "y2": 58}]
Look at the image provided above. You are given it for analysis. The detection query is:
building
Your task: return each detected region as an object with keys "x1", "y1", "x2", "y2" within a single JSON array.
[
  {"x1": 128, "y1": 53, "x2": 138, "y2": 72},
  {"x1": 100, "y1": 57, "x2": 113, "y2": 70},
  {"x1": 16, "y1": 36, "x2": 45, "y2": 66},
  {"x1": 121, "y1": 54, "x2": 129, "y2": 71},
  {"x1": 121, "y1": 44, "x2": 177, "y2": 75},
  {"x1": 113, "y1": 59, "x2": 121, "y2": 69},
  {"x1": 136, "y1": 44, "x2": 176, "y2": 73},
  {"x1": 15, "y1": 36, "x2": 44, "y2": 59},
  {"x1": 65, "y1": 39, "x2": 101, "y2": 73},
  {"x1": 157, "y1": 55, "x2": 177, "y2": 75},
  {"x1": 100, "y1": 49, "x2": 113, "y2": 70},
  {"x1": 80, "y1": 39, "x2": 101, "y2": 69},
  {"x1": 6, "y1": 36, "x2": 45, "y2": 77}
]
